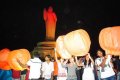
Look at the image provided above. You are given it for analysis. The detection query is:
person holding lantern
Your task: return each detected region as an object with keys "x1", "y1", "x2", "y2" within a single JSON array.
[
  {"x1": 95, "y1": 49, "x2": 104, "y2": 80},
  {"x1": 54, "y1": 49, "x2": 67, "y2": 80},
  {"x1": 96, "y1": 53, "x2": 115, "y2": 80},
  {"x1": 75, "y1": 56, "x2": 84, "y2": 80},
  {"x1": 82, "y1": 53, "x2": 95, "y2": 80},
  {"x1": 62, "y1": 56, "x2": 77, "y2": 80},
  {"x1": 17, "y1": 53, "x2": 42, "y2": 80}
]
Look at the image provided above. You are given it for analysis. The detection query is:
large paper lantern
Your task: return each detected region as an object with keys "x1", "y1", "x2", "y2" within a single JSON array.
[
  {"x1": 0, "y1": 48, "x2": 11, "y2": 70},
  {"x1": 63, "y1": 29, "x2": 91, "y2": 56},
  {"x1": 56, "y1": 36, "x2": 71, "y2": 59},
  {"x1": 99, "y1": 26, "x2": 120, "y2": 55},
  {"x1": 7, "y1": 49, "x2": 31, "y2": 71}
]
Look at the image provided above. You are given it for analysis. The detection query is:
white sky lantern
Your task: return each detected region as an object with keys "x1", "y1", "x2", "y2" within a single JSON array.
[
  {"x1": 63, "y1": 29, "x2": 91, "y2": 56},
  {"x1": 56, "y1": 35, "x2": 71, "y2": 59}
]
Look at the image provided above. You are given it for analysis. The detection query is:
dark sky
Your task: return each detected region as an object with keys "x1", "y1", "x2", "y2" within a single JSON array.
[{"x1": 1, "y1": 0, "x2": 120, "y2": 55}]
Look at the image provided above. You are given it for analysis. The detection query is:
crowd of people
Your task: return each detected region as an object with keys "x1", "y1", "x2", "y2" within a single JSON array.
[{"x1": 2, "y1": 49, "x2": 120, "y2": 80}]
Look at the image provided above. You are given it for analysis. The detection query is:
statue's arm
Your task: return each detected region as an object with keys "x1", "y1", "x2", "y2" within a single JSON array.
[
  {"x1": 53, "y1": 12, "x2": 57, "y2": 22},
  {"x1": 43, "y1": 8, "x2": 47, "y2": 21}
]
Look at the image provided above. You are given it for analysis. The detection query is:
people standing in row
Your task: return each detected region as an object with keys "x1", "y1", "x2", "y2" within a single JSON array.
[{"x1": 8, "y1": 49, "x2": 120, "y2": 80}]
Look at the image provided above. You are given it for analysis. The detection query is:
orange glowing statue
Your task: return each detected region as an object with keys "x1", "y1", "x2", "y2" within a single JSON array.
[{"x1": 43, "y1": 6, "x2": 57, "y2": 40}]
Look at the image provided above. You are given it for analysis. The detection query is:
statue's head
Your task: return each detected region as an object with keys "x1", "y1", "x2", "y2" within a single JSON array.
[{"x1": 48, "y1": 6, "x2": 53, "y2": 12}]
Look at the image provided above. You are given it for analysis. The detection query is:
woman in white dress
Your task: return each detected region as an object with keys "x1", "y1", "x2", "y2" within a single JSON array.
[
  {"x1": 57, "y1": 59, "x2": 67, "y2": 80},
  {"x1": 82, "y1": 53, "x2": 95, "y2": 80},
  {"x1": 54, "y1": 49, "x2": 67, "y2": 80}
]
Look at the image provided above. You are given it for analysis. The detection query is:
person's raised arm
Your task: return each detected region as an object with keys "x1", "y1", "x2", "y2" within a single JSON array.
[
  {"x1": 54, "y1": 48, "x2": 58, "y2": 62},
  {"x1": 16, "y1": 58, "x2": 29, "y2": 70},
  {"x1": 61, "y1": 59, "x2": 68, "y2": 68},
  {"x1": 53, "y1": 12, "x2": 57, "y2": 22},
  {"x1": 75, "y1": 56, "x2": 79, "y2": 66},
  {"x1": 43, "y1": 8, "x2": 47, "y2": 21},
  {"x1": 99, "y1": 55, "x2": 108, "y2": 68},
  {"x1": 88, "y1": 53, "x2": 94, "y2": 65}
]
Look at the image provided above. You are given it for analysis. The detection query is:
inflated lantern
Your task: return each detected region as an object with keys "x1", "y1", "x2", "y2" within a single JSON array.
[
  {"x1": 99, "y1": 26, "x2": 120, "y2": 55},
  {"x1": 7, "y1": 49, "x2": 31, "y2": 71},
  {"x1": 112, "y1": 51, "x2": 120, "y2": 56},
  {"x1": 63, "y1": 29, "x2": 91, "y2": 56},
  {"x1": 56, "y1": 36, "x2": 71, "y2": 59},
  {"x1": 0, "y1": 48, "x2": 11, "y2": 70}
]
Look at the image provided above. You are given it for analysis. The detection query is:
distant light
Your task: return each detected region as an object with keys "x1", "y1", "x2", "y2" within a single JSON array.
[
  {"x1": 77, "y1": 20, "x2": 82, "y2": 24},
  {"x1": 64, "y1": 7, "x2": 70, "y2": 14}
]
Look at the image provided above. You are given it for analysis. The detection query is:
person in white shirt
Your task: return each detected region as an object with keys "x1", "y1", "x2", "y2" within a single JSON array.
[
  {"x1": 95, "y1": 50, "x2": 104, "y2": 80},
  {"x1": 17, "y1": 53, "x2": 42, "y2": 80},
  {"x1": 96, "y1": 52, "x2": 115, "y2": 80},
  {"x1": 42, "y1": 55, "x2": 54, "y2": 80},
  {"x1": 27, "y1": 53, "x2": 42, "y2": 80}
]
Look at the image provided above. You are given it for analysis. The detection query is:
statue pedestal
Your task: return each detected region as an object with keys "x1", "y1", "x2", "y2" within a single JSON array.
[{"x1": 31, "y1": 41, "x2": 59, "y2": 61}]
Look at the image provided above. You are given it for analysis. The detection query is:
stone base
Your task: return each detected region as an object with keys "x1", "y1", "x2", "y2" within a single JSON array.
[{"x1": 31, "y1": 41, "x2": 59, "y2": 61}]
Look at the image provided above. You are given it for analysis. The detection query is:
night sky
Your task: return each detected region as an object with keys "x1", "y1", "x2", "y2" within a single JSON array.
[{"x1": 1, "y1": 0, "x2": 120, "y2": 56}]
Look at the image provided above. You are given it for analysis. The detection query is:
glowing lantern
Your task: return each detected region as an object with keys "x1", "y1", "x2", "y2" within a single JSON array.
[
  {"x1": 56, "y1": 36, "x2": 71, "y2": 59},
  {"x1": 0, "y1": 48, "x2": 11, "y2": 70},
  {"x1": 7, "y1": 49, "x2": 31, "y2": 71},
  {"x1": 0, "y1": 48, "x2": 10, "y2": 62},
  {"x1": 99, "y1": 26, "x2": 120, "y2": 55},
  {"x1": 63, "y1": 29, "x2": 91, "y2": 56},
  {"x1": 112, "y1": 51, "x2": 120, "y2": 56}
]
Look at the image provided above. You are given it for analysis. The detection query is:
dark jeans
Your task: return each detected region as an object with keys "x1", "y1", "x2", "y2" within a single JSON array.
[
  {"x1": 76, "y1": 68, "x2": 84, "y2": 80},
  {"x1": 102, "y1": 75, "x2": 116, "y2": 80},
  {"x1": 53, "y1": 75, "x2": 57, "y2": 80}
]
